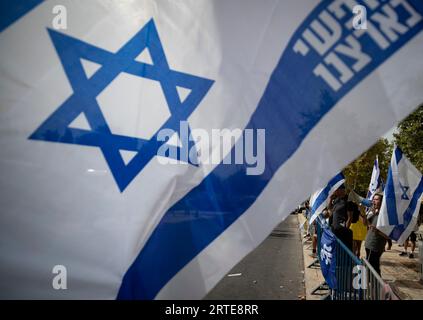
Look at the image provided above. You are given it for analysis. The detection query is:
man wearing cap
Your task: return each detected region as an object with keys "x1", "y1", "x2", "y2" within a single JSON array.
[{"x1": 328, "y1": 184, "x2": 353, "y2": 251}]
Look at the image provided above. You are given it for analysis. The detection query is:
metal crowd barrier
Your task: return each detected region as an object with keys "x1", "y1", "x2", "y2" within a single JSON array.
[
  {"x1": 332, "y1": 235, "x2": 363, "y2": 300},
  {"x1": 361, "y1": 258, "x2": 398, "y2": 300},
  {"x1": 313, "y1": 216, "x2": 397, "y2": 300},
  {"x1": 308, "y1": 217, "x2": 330, "y2": 297}
]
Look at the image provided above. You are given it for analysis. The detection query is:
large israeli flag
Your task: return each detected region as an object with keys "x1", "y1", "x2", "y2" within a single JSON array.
[
  {"x1": 309, "y1": 172, "x2": 345, "y2": 225},
  {"x1": 1, "y1": 0, "x2": 423, "y2": 299},
  {"x1": 377, "y1": 146, "x2": 423, "y2": 245}
]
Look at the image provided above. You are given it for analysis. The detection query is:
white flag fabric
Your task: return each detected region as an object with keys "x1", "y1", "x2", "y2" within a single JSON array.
[
  {"x1": 309, "y1": 172, "x2": 345, "y2": 225},
  {"x1": 1, "y1": 0, "x2": 423, "y2": 299},
  {"x1": 377, "y1": 146, "x2": 423, "y2": 245}
]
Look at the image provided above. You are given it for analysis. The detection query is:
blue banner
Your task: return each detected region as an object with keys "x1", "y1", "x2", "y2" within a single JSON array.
[{"x1": 320, "y1": 227, "x2": 337, "y2": 289}]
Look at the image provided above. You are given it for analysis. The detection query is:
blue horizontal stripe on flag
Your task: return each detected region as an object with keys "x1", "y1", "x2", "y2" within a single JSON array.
[
  {"x1": 395, "y1": 146, "x2": 403, "y2": 164},
  {"x1": 311, "y1": 173, "x2": 344, "y2": 215},
  {"x1": 385, "y1": 161, "x2": 399, "y2": 226},
  {"x1": 0, "y1": 0, "x2": 43, "y2": 32}
]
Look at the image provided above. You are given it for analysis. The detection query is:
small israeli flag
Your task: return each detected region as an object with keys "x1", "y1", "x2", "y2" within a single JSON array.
[
  {"x1": 309, "y1": 172, "x2": 345, "y2": 225},
  {"x1": 377, "y1": 146, "x2": 423, "y2": 244},
  {"x1": 367, "y1": 156, "x2": 382, "y2": 200}
]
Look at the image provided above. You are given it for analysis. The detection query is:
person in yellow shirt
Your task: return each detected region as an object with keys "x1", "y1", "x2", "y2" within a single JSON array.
[{"x1": 349, "y1": 202, "x2": 367, "y2": 258}]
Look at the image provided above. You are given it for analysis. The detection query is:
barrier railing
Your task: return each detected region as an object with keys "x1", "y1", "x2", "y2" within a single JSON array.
[
  {"x1": 309, "y1": 217, "x2": 329, "y2": 297},
  {"x1": 312, "y1": 215, "x2": 397, "y2": 300},
  {"x1": 332, "y1": 235, "x2": 363, "y2": 300},
  {"x1": 361, "y1": 257, "x2": 398, "y2": 300}
]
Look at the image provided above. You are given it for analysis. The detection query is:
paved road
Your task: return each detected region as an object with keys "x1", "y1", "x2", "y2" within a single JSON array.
[{"x1": 204, "y1": 214, "x2": 305, "y2": 300}]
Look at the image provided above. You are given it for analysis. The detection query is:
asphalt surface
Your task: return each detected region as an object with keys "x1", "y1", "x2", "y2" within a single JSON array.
[{"x1": 204, "y1": 214, "x2": 305, "y2": 300}]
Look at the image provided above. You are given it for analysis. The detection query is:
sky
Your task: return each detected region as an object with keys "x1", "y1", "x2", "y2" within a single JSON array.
[{"x1": 382, "y1": 125, "x2": 397, "y2": 142}]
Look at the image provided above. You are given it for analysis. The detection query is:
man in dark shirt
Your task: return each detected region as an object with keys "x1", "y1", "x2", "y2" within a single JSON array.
[{"x1": 328, "y1": 184, "x2": 353, "y2": 251}]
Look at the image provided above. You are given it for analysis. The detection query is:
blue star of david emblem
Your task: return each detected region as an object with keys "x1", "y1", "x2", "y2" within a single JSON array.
[
  {"x1": 29, "y1": 20, "x2": 214, "y2": 192},
  {"x1": 399, "y1": 181, "x2": 410, "y2": 200}
]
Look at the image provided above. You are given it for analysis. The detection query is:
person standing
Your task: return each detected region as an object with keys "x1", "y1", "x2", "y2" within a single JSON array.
[
  {"x1": 362, "y1": 193, "x2": 389, "y2": 275},
  {"x1": 349, "y1": 203, "x2": 367, "y2": 258},
  {"x1": 399, "y1": 222, "x2": 420, "y2": 258},
  {"x1": 328, "y1": 184, "x2": 353, "y2": 251}
]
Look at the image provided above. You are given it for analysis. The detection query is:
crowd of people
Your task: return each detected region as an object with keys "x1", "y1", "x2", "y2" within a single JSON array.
[{"x1": 301, "y1": 186, "x2": 423, "y2": 276}]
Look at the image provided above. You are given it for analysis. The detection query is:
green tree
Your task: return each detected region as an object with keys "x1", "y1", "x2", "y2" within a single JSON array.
[
  {"x1": 393, "y1": 105, "x2": 423, "y2": 173},
  {"x1": 343, "y1": 139, "x2": 392, "y2": 196}
]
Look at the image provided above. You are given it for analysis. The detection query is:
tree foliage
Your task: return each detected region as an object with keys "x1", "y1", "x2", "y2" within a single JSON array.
[
  {"x1": 342, "y1": 105, "x2": 423, "y2": 196},
  {"x1": 343, "y1": 139, "x2": 392, "y2": 195},
  {"x1": 393, "y1": 105, "x2": 423, "y2": 173}
]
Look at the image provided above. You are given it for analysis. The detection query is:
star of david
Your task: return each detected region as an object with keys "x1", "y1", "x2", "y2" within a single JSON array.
[
  {"x1": 399, "y1": 181, "x2": 410, "y2": 200},
  {"x1": 29, "y1": 20, "x2": 214, "y2": 192}
]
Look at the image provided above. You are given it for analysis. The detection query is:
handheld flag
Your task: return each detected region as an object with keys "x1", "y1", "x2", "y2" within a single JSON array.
[
  {"x1": 348, "y1": 190, "x2": 372, "y2": 208},
  {"x1": 377, "y1": 146, "x2": 423, "y2": 244},
  {"x1": 320, "y1": 228, "x2": 337, "y2": 289},
  {"x1": 309, "y1": 172, "x2": 345, "y2": 225},
  {"x1": 367, "y1": 156, "x2": 382, "y2": 200}
]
